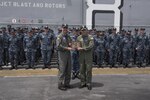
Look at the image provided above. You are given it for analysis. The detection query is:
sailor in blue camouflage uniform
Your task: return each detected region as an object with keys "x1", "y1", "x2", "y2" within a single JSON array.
[
  {"x1": 118, "y1": 29, "x2": 125, "y2": 65},
  {"x1": 70, "y1": 28, "x2": 80, "y2": 79},
  {"x1": 9, "y1": 29, "x2": 19, "y2": 69},
  {"x1": 136, "y1": 28, "x2": 149, "y2": 67},
  {"x1": 39, "y1": 26, "x2": 54, "y2": 69},
  {"x1": 91, "y1": 29, "x2": 98, "y2": 65},
  {"x1": 0, "y1": 29, "x2": 4, "y2": 69},
  {"x1": 16, "y1": 28, "x2": 24, "y2": 66},
  {"x1": 94, "y1": 31, "x2": 106, "y2": 68},
  {"x1": 23, "y1": 29, "x2": 37, "y2": 69},
  {"x1": 145, "y1": 30, "x2": 150, "y2": 66},
  {"x1": 2, "y1": 27, "x2": 9, "y2": 66},
  {"x1": 107, "y1": 28, "x2": 119, "y2": 68},
  {"x1": 132, "y1": 28, "x2": 139, "y2": 65},
  {"x1": 31, "y1": 27, "x2": 41, "y2": 66},
  {"x1": 147, "y1": 35, "x2": 150, "y2": 65},
  {"x1": 121, "y1": 31, "x2": 133, "y2": 68},
  {"x1": 105, "y1": 29, "x2": 112, "y2": 65}
]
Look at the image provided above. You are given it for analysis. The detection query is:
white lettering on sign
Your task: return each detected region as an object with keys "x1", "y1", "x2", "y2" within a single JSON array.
[
  {"x1": 86, "y1": 0, "x2": 122, "y2": 32},
  {"x1": 0, "y1": 1, "x2": 12, "y2": 7},
  {"x1": 0, "y1": 1, "x2": 66, "y2": 9}
]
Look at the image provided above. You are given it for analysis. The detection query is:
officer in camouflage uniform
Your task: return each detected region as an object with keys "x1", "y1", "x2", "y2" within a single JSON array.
[
  {"x1": 39, "y1": 26, "x2": 54, "y2": 69},
  {"x1": 94, "y1": 31, "x2": 106, "y2": 68},
  {"x1": 0, "y1": 29, "x2": 4, "y2": 69},
  {"x1": 57, "y1": 24, "x2": 72, "y2": 91},
  {"x1": 9, "y1": 29, "x2": 19, "y2": 69},
  {"x1": 121, "y1": 31, "x2": 133, "y2": 68},
  {"x1": 23, "y1": 30, "x2": 37, "y2": 69},
  {"x1": 77, "y1": 27, "x2": 94, "y2": 90},
  {"x1": 136, "y1": 28, "x2": 149, "y2": 67}
]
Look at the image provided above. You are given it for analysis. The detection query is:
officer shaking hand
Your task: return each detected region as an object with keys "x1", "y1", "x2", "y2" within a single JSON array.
[{"x1": 57, "y1": 24, "x2": 73, "y2": 91}]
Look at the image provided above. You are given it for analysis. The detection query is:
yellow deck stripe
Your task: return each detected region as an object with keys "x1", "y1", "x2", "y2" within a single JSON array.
[{"x1": 0, "y1": 68, "x2": 150, "y2": 77}]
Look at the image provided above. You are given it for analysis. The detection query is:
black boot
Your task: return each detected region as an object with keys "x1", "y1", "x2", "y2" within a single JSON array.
[
  {"x1": 79, "y1": 84, "x2": 86, "y2": 89},
  {"x1": 0, "y1": 65, "x2": 3, "y2": 70},
  {"x1": 58, "y1": 84, "x2": 67, "y2": 91},
  {"x1": 111, "y1": 64, "x2": 114, "y2": 68},
  {"x1": 47, "y1": 65, "x2": 51, "y2": 69},
  {"x1": 31, "y1": 65, "x2": 35, "y2": 69},
  {"x1": 87, "y1": 84, "x2": 92, "y2": 90},
  {"x1": 10, "y1": 65, "x2": 14, "y2": 70},
  {"x1": 65, "y1": 84, "x2": 73, "y2": 89},
  {"x1": 139, "y1": 63, "x2": 143, "y2": 68},
  {"x1": 98, "y1": 64, "x2": 102, "y2": 68},
  {"x1": 137, "y1": 63, "x2": 141, "y2": 68},
  {"x1": 124, "y1": 64, "x2": 128, "y2": 68},
  {"x1": 43, "y1": 64, "x2": 47, "y2": 69},
  {"x1": 26, "y1": 65, "x2": 32, "y2": 69},
  {"x1": 72, "y1": 72, "x2": 76, "y2": 80},
  {"x1": 14, "y1": 65, "x2": 17, "y2": 70}
]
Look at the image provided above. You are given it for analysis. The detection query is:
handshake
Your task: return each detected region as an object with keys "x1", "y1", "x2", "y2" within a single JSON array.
[
  {"x1": 66, "y1": 43, "x2": 84, "y2": 51},
  {"x1": 66, "y1": 47, "x2": 84, "y2": 51}
]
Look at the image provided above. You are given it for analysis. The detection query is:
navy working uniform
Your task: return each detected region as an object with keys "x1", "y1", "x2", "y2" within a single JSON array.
[
  {"x1": 23, "y1": 30, "x2": 37, "y2": 69},
  {"x1": 132, "y1": 29, "x2": 139, "y2": 65},
  {"x1": 39, "y1": 26, "x2": 54, "y2": 69},
  {"x1": 94, "y1": 31, "x2": 106, "y2": 68},
  {"x1": 16, "y1": 29, "x2": 24, "y2": 65},
  {"x1": 0, "y1": 30, "x2": 4, "y2": 68},
  {"x1": 146, "y1": 36, "x2": 150, "y2": 65},
  {"x1": 107, "y1": 28, "x2": 119, "y2": 67},
  {"x1": 9, "y1": 29, "x2": 19, "y2": 69},
  {"x1": 34, "y1": 28, "x2": 41, "y2": 64},
  {"x1": 104, "y1": 29, "x2": 112, "y2": 65},
  {"x1": 136, "y1": 28, "x2": 149, "y2": 67},
  {"x1": 118, "y1": 30, "x2": 125, "y2": 65},
  {"x1": 2, "y1": 27, "x2": 9, "y2": 66},
  {"x1": 121, "y1": 31, "x2": 133, "y2": 67}
]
